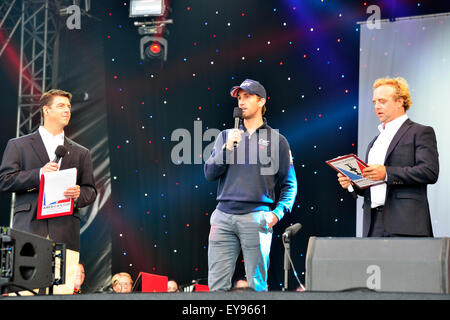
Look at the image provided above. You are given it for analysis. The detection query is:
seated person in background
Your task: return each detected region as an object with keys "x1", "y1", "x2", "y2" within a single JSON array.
[
  {"x1": 230, "y1": 278, "x2": 254, "y2": 292},
  {"x1": 233, "y1": 278, "x2": 248, "y2": 289},
  {"x1": 167, "y1": 279, "x2": 179, "y2": 292},
  {"x1": 73, "y1": 263, "x2": 85, "y2": 294},
  {"x1": 112, "y1": 272, "x2": 133, "y2": 293}
]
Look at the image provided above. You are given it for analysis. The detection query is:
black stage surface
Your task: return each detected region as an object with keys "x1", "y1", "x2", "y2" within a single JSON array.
[
  {"x1": 2, "y1": 290, "x2": 449, "y2": 300},
  {"x1": 2, "y1": 291, "x2": 448, "y2": 318}
]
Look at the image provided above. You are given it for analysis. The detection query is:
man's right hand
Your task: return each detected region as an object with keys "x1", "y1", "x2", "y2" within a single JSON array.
[
  {"x1": 41, "y1": 162, "x2": 59, "y2": 173},
  {"x1": 337, "y1": 172, "x2": 352, "y2": 189},
  {"x1": 226, "y1": 129, "x2": 244, "y2": 150}
]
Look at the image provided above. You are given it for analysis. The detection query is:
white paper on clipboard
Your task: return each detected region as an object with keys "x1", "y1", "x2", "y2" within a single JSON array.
[{"x1": 43, "y1": 168, "x2": 77, "y2": 204}]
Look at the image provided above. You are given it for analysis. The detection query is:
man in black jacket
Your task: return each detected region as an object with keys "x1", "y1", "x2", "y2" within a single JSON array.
[
  {"x1": 0, "y1": 89, "x2": 97, "y2": 252},
  {"x1": 338, "y1": 77, "x2": 439, "y2": 237}
]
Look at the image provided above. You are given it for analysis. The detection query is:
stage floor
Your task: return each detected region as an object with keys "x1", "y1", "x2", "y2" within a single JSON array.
[
  {"x1": 3, "y1": 291, "x2": 448, "y2": 318},
  {"x1": 2, "y1": 290, "x2": 449, "y2": 300}
]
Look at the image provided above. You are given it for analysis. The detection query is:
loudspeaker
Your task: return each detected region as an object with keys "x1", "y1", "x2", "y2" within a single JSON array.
[
  {"x1": 0, "y1": 227, "x2": 58, "y2": 293},
  {"x1": 305, "y1": 237, "x2": 450, "y2": 294}
]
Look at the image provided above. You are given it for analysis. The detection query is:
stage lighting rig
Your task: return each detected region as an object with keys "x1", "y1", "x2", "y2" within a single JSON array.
[
  {"x1": 130, "y1": 0, "x2": 173, "y2": 63},
  {"x1": 130, "y1": 0, "x2": 166, "y2": 17},
  {"x1": 135, "y1": 20, "x2": 172, "y2": 61}
]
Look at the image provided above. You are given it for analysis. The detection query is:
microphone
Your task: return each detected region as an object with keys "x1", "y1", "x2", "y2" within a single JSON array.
[
  {"x1": 282, "y1": 223, "x2": 302, "y2": 239},
  {"x1": 53, "y1": 145, "x2": 67, "y2": 163},
  {"x1": 233, "y1": 107, "x2": 243, "y2": 148},
  {"x1": 281, "y1": 222, "x2": 305, "y2": 291},
  {"x1": 347, "y1": 184, "x2": 357, "y2": 200}
]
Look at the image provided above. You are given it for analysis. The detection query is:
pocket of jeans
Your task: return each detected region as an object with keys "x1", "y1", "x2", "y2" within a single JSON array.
[
  {"x1": 210, "y1": 209, "x2": 217, "y2": 226},
  {"x1": 259, "y1": 211, "x2": 271, "y2": 231}
]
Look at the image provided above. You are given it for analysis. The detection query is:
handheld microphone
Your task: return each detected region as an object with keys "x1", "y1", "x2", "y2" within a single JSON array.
[
  {"x1": 282, "y1": 223, "x2": 302, "y2": 239},
  {"x1": 53, "y1": 145, "x2": 67, "y2": 163},
  {"x1": 233, "y1": 107, "x2": 243, "y2": 148}
]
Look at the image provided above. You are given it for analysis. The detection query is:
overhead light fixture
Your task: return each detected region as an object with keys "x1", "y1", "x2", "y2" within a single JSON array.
[
  {"x1": 130, "y1": 1, "x2": 172, "y2": 64},
  {"x1": 129, "y1": 0, "x2": 166, "y2": 17},
  {"x1": 140, "y1": 36, "x2": 168, "y2": 61}
]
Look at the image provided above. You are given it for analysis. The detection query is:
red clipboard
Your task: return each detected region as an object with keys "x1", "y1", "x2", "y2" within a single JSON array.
[
  {"x1": 37, "y1": 170, "x2": 76, "y2": 220},
  {"x1": 326, "y1": 154, "x2": 384, "y2": 189}
]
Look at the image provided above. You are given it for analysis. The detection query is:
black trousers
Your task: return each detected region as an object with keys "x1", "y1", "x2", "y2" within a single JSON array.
[
  {"x1": 368, "y1": 206, "x2": 428, "y2": 237},
  {"x1": 368, "y1": 206, "x2": 389, "y2": 237}
]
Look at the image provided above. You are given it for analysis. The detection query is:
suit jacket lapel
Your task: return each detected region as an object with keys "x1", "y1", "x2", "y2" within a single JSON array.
[
  {"x1": 30, "y1": 131, "x2": 50, "y2": 165},
  {"x1": 384, "y1": 118, "x2": 413, "y2": 163},
  {"x1": 60, "y1": 137, "x2": 74, "y2": 170}
]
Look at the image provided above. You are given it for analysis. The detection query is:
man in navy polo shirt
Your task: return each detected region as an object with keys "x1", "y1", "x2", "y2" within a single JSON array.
[{"x1": 204, "y1": 79, "x2": 298, "y2": 291}]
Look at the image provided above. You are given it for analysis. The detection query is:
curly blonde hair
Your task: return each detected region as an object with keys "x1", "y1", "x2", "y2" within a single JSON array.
[{"x1": 373, "y1": 77, "x2": 412, "y2": 111}]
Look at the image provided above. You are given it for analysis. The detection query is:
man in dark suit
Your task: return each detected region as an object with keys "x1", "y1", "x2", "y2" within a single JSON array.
[
  {"x1": 0, "y1": 89, "x2": 97, "y2": 252},
  {"x1": 338, "y1": 77, "x2": 439, "y2": 237}
]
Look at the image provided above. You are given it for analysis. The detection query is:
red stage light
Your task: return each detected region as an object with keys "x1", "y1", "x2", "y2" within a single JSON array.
[
  {"x1": 150, "y1": 43, "x2": 161, "y2": 54},
  {"x1": 141, "y1": 36, "x2": 167, "y2": 61}
]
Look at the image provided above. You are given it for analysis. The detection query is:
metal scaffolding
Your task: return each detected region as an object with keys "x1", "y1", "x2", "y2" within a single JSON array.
[
  {"x1": 0, "y1": 0, "x2": 81, "y2": 226},
  {"x1": 1, "y1": 0, "x2": 92, "y2": 136},
  {"x1": 1, "y1": 0, "x2": 63, "y2": 137}
]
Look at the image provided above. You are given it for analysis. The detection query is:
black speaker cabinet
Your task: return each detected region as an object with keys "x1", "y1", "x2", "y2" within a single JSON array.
[
  {"x1": 305, "y1": 237, "x2": 450, "y2": 294},
  {"x1": 1, "y1": 227, "x2": 56, "y2": 293}
]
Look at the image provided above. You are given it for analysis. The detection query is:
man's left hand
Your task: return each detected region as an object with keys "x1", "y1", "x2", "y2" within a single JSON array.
[
  {"x1": 264, "y1": 212, "x2": 279, "y2": 228},
  {"x1": 363, "y1": 164, "x2": 386, "y2": 181},
  {"x1": 64, "y1": 185, "x2": 81, "y2": 199}
]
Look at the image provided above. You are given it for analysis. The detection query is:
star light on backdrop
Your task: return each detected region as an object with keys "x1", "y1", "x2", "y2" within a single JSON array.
[
  {"x1": 1, "y1": 0, "x2": 448, "y2": 294},
  {"x1": 97, "y1": 0, "x2": 450, "y2": 291},
  {"x1": 104, "y1": 0, "x2": 362, "y2": 289}
]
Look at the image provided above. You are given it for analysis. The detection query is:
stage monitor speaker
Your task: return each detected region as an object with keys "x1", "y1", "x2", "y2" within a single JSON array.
[
  {"x1": 305, "y1": 237, "x2": 450, "y2": 294},
  {"x1": 0, "y1": 227, "x2": 58, "y2": 294}
]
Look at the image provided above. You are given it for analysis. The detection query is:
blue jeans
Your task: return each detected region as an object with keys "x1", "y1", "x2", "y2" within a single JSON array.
[{"x1": 208, "y1": 209, "x2": 273, "y2": 292}]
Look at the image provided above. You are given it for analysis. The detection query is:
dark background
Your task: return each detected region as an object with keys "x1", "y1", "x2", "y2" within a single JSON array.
[{"x1": 1, "y1": 0, "x2": 450, "y2": 292}]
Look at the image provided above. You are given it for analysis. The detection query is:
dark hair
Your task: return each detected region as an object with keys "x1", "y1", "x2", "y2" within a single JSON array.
[
  {"x1": 39, "y1": 89, "x2": 72, "y2": 119},
  {"x1": 256, "y1": 96, "x2": 266, "y2": 115}
]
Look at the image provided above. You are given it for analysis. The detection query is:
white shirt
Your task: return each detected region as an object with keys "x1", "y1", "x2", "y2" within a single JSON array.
[
  {"x1": 38, "y1": 126, "x2": 65, "y2": 167},
  {"x1": 368, "y1": 114, "x2": 408, "y2": 208}
]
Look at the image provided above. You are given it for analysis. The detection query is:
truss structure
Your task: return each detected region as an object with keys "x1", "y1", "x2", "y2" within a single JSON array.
[{"x1": 0, "y1": 0, "x2": 87, "y2": 225}]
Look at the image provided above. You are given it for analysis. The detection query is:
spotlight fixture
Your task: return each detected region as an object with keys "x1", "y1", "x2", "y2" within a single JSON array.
[
  {"x1": 135, "y1": 19, "x2": 172, "y2": 62},
  {"x1": 140, "y1": 36, "x2": 168, "y2": 61},
  {"x1": 129, "y1": 0, "x2": 166, "y2": 17},
  {"x1": 130, "y1": 1, "x2": 173, "y2": 63}
]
